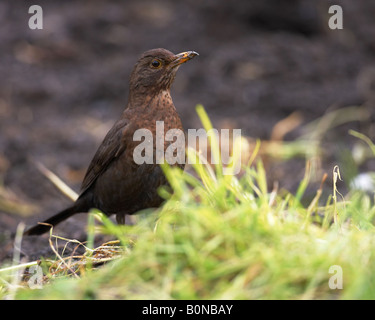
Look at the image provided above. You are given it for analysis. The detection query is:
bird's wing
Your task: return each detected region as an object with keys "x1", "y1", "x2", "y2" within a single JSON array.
[{"x1": 79, "y1": 118, "x2": 129, "y2": 195}]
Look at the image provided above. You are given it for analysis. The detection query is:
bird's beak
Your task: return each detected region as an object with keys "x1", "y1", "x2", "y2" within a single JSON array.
[{"x1": 171, "y1": 51, "x2": 199, "y2": 67}]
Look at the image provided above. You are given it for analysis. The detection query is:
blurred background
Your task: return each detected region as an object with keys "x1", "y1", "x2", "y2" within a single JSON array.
[{"x1": 1, "y1": 0, "x2": 375, "y2": 259}]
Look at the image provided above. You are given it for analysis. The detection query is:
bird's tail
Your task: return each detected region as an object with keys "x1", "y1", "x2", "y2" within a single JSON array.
[{"x1": 24, "y1": 203, "x2": 85, "y2": 236}]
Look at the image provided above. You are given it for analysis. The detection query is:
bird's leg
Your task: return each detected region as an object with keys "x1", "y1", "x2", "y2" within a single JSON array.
[{"x1": 116, "y1": 214, "x2": 126, "y2": 225}]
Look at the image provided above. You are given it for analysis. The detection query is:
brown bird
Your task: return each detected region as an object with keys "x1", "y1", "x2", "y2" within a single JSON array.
[{"x1": 25, "y1": 48, "x2": 198, "y2": 236}]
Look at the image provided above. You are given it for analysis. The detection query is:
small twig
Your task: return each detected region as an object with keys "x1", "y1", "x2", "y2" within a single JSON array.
[
  {"x1": 47, "y1": 226, "x2": 80, "y2": 278},
  {"x1": 32, "y1": 159, "x2": 78, "y2": 202},
  {"x1": 268, "y1": 181, "x2": 279, "y2": 207},
  {"x1": 0, "y1": 261, "x2": 39, "y2": 274},
  {"x1": 6, "y1": 223, "x2": 25, "y2": 299},
  {"x1": 332, "y1": 165, "x2": 345, "y2": 228}
]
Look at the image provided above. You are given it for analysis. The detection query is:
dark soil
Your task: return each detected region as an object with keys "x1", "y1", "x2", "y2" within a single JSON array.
[{"x1": 1, "y1": 0, "x2": 375, "y2": 263}]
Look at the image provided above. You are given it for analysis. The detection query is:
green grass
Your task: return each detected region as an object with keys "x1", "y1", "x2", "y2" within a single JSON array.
[{"x1": 2, "y1": 106, "x2": 375, "y2": 299}]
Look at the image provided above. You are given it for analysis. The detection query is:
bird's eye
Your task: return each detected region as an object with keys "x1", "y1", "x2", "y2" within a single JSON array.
[{"x1": 151, "y1": 59, "x2": 162, "y2": 68}]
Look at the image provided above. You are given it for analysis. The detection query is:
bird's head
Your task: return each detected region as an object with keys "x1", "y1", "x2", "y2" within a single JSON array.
[{"x1": 129, "y1": 48, "x2": 198, "y2": 100}]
